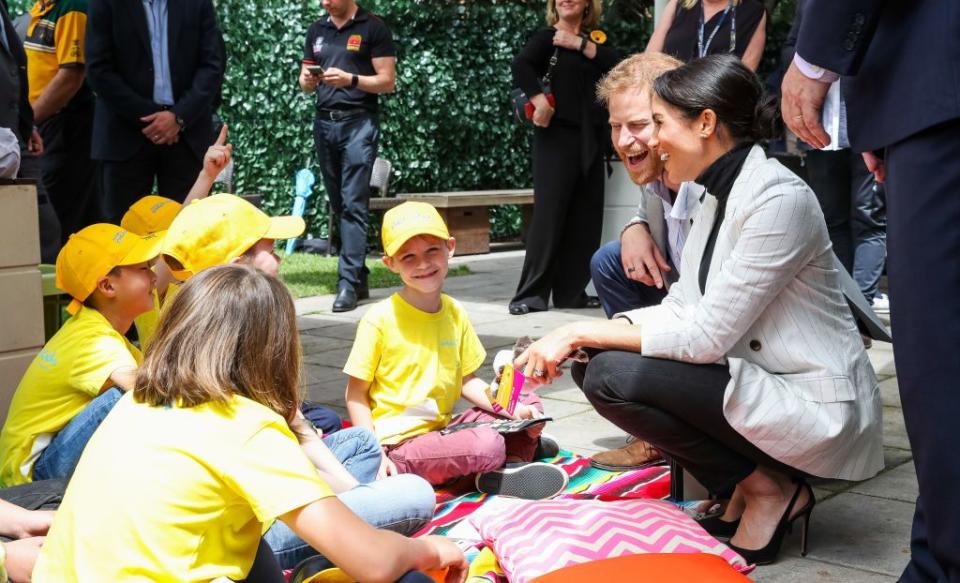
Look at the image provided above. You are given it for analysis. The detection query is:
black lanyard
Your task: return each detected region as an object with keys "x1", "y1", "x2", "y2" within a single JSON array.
[{"x1": 697, "y1": 0, "x2": 737, "y2": 59}]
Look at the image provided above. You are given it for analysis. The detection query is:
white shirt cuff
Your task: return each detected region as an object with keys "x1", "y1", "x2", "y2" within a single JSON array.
[{"x1": 793, "y1": 53, "x2": 841, "y2": 83}]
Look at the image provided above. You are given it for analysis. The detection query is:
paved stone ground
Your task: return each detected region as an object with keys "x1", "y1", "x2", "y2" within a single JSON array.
[{"x1": 293, "y1": 250, "x2": 912, "y2": 581}]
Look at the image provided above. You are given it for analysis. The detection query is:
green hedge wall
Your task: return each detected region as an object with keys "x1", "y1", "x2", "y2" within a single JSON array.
[
  {"x1": 215, "y1": 0, "x2": 653, "y2": 240},
  {"x1": 8, "y1": 0, "x2": 795, "y2": 240}
]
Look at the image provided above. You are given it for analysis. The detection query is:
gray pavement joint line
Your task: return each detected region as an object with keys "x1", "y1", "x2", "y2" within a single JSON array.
[{"x1": 769, "y1": 556, "x2": 902, "y2": 580}]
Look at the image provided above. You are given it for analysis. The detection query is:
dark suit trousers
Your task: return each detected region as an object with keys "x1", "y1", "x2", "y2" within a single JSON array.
[
  {"x1": 885, "y1": 118, "x2": 960, "y2": 583},
  {"x1": 512, "y1": 123, "x2": 604, "y2": 310},
  {"x1": 803, "y1": 148, "x2": 873, "y2": 272},
  {"x1": 574, "y1": 351, "x2": 802, "y2": 493},
  {"x1": 39, "y1": 100, "x2": 99, "y2": 240},
  {"x1": 99, "y1": 139, "x2": 202, "y2": 224}
]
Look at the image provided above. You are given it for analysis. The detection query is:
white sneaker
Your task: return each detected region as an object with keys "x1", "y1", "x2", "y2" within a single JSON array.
[{"x1": 871, "y1": 293, "x2": 890, "y2": 315}]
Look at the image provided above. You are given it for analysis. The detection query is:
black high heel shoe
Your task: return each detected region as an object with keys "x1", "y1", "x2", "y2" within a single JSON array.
[
  {"x1": 728, "y1": 480, "x2": 815, "y2": 565},
  {"x1": 696, "y1": 514, "x2": 740, "y2": 539}
]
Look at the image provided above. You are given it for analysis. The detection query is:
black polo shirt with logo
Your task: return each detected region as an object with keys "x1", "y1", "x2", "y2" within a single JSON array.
[{"x1": 302, "y1": 7, "x2": 396, "y2": 113}]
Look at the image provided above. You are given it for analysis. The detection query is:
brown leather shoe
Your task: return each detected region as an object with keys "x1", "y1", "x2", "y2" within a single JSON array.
[{"x1": 590, "y1": 437, "x2": 664, "y2": 471}]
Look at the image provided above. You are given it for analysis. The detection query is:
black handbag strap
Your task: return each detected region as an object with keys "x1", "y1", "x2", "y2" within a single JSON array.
[{"x1": 542, "y1": 48, "x2": 560, "y2": 86}]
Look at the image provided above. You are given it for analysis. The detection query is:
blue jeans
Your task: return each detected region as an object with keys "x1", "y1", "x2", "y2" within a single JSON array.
[
  {"x1": 32, "y1": 387, "x2": 123, "y2": 481},
  {"x1": 314, "y1": 112, "x2": 379, "y2": 291},
  {"x1": 590, "y1": 240, "x2": 668, "y2": 318},
  {"x1": 263, "y1": 474, "x2": 436, "y2": 570},
  {"x1": 320, "y1": 426, "x2": 382, "y2": 484}
]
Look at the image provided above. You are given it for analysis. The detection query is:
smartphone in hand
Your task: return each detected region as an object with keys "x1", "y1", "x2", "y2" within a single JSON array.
[{"x1": 306, "y1": 64, "x2": 325, "y2": 76}]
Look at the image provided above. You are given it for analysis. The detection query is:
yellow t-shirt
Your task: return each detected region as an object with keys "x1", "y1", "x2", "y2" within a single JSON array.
[
  {"x1": 32, "y1": 393, "x2": 334, "y2": 583},
  {"x1": 134, "y1": 282, "x2": 179, "y2": 351},
  {"x1": 0, "y1": 306, "x2": 142, "y2": 486},
  {"x1": 343, "y1": 293, "x2": 486, "y2": 445},
  {"x1": 24, "y1": 0, "x2": 87, "y2": 104}
]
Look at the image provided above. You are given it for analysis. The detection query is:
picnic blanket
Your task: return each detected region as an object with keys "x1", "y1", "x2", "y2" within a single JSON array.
[{"x1": 414, "y1": 451, "x2": 672, "y2": 582}]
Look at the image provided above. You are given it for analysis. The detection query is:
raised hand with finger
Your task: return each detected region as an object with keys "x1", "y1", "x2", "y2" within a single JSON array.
[{"x1": 201, "y1": 124, "x2": 233, "y2": 181}]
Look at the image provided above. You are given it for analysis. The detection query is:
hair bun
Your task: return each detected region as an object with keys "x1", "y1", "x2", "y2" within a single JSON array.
[{"x1": 752, "y1": 93, "x2": 781, "y2": 141}]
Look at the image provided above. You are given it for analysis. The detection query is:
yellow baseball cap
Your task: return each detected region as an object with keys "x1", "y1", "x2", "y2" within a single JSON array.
[
  {"x1": 381, "y1": 201, "x2": 450, "y2": 256},
  {"x1": 55, "y1": 224, "x2": 165, "y2": 315},
  {"x1": 162, "y1": 193, "x2": 305, "y2": 280},
  {"x1": 121, "y1": 195, "x2": 182, "y2": 235}
]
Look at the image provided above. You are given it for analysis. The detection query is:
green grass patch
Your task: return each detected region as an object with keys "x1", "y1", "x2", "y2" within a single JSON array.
[{"x1": 279, "y1": 253, "x2": 471, "y2": 299}]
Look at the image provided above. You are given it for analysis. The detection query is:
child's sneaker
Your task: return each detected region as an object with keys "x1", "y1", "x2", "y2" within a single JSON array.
[
  {"x1": 533, "y1": 434, "x2": 560, "y2": 460},
  {"x1": 476, "y1": 462, "x2": 568, "y2": 500}
]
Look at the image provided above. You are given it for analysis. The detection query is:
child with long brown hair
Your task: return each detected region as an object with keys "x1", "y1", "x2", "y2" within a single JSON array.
[{"x1": 33, "y1": 265, "x2": 465, "y2": 583}]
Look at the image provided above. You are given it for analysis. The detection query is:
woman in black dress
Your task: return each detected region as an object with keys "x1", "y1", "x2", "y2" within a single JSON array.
[
  {"x1": 646, "y1": 0, "x2": 767, "y2": 70},
  {"x1": 509, "y1": 0, "x2": 622, "y2": 315}
]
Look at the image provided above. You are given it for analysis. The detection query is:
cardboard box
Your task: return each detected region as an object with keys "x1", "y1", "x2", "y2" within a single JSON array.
[
  {"x1": 0, "y1": 183, "x2": 40, "y2": 269},
  {"x1": 0, "y1": 268, "x2": 44, "y2": 353},
  {"x1": 0, "y1": 349, "x2": 39, "y2": 426}
]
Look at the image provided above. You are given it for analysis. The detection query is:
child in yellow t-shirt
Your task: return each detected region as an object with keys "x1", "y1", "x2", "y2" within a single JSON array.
[
  {"x1": 31, "y1": 265, "x2": 466, "y2": 583},
  {"x1": 0, "y1": 224, "x2": 163, "y2": 486},
  {"x1": 345, "y1": 202, "x2": 567, "y2": 499}
]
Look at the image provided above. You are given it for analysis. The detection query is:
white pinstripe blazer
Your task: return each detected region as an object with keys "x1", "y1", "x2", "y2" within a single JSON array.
[{"x1": 621, "y1": 146, "x2": 884, "y2": 481}]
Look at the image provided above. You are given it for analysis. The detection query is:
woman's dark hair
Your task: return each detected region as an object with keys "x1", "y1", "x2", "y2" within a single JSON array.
[{"x1": 652, "y1": 54, "x2": 781, "y2": 142}]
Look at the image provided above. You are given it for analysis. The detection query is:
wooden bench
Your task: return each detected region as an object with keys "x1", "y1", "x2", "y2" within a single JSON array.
[{"x1": 398, "y1": 189, "x2": 534, "y2": 255}]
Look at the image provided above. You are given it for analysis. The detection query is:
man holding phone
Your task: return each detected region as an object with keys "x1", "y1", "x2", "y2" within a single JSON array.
[{"x1": 300, "y1": 0, "x2": 397, "y2": 312}]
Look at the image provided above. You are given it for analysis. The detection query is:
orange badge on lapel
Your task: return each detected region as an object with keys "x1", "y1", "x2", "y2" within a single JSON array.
[{"x1": 347, "y1": 34, "x2": 362, "y2": 51}]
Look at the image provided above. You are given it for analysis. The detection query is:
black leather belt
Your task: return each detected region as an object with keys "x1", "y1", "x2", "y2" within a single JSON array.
[{"x1": 317, "y1": 108, "x2": 368, "y2": 122}]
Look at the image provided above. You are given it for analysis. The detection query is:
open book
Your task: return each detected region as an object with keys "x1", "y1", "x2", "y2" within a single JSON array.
[{"x1": 439, "y1": 417, "x2": 553, "y2": 436}]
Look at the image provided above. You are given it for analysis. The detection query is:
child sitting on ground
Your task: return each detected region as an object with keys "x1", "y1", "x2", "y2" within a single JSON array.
[
  {"x1": 0, "y1": 224, "x2": 163, "y2": 486},
  {"x1": 159, "y1": 193, "x2": 436, "y2": 570},
  {"x1": 344, "y1": 202, "x2": 567, "y2": 499},
  {"x1": 31, "y1": 265, "x2": 466, "y2": 582}
]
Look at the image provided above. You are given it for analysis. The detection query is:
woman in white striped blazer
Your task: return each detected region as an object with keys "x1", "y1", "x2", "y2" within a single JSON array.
[{"x1": 516, "y1": 55, "x2": 883, "y2": 565}]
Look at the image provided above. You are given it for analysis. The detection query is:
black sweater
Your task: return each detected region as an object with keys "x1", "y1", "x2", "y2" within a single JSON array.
[{"x1": 512, "y1": 27, "x2": 622, "y2": 129}]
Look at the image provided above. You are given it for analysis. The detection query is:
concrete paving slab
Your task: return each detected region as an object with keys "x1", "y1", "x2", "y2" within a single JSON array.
[
  {"x1": 537, "y1": 385, "x2": 591, "y2": 404},
  {"x1": 791, "y1": 492, "x2": 913, "y2": 576},
  {"x1": 866, "y1": 341, "x2": 896, "y2": 377},
  {"x1": 849, "y1": 460, "x2": 918, "y2": 504},
  {"x1": 301, "y1": 363, "x2": 346, "y2": 388},
  {"x1": 300, "y1": 334, "x2": 353, "y2": 355},
  {"x1": 537, "y1": 398, "x2": 596, "y2": 420},
  {"x1": 879, "y1": 376, "x2": 900, "y2": 408},
  {"x1": 752, "y1": 557, "x2": 897, "y2": 582},
  {"x1": 882, "y1": 405, "x2": 911, "y2": 451},
  {"x1": 303, "y1": 350, "x2": 352, "y2": 370},
  {"x1": 811, "y1": 448, "x2": 913, "y2": 493},
  {"x1": 548, "y1": 409, "x2": 630, "y2": 456}
]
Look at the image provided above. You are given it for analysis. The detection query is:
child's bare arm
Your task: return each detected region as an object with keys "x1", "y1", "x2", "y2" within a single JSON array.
[
  {"x1": 289, "y1": 411, "x2": 359, "y2": 493},
  {"x1": 460, "y1": 374, "x2": 498, "y2": 414},
  {"x1": 184, "y1": 124, "x2": 232, "y2": 205},
  {"x1": 108, "y1": 366, "x2": 137, "y2": 392},
  {"x1": 345, "y1": 376, "x2": 398, "y2": 479},
  {"x1": 345, "y1": 376, "x2": 375, "y2": 431},
  {"x1": 282, "y1": 497, "x2": 468, "y2": 583}
]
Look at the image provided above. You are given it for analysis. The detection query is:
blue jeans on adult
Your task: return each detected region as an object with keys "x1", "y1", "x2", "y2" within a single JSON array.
[
  {"x1": 314, "y1": 111, "x2": 379, "y2": 292},
  {"x1": 264, "y1": 426, "x2": 436, "y2": 569},
  {"x1": 32, "y1": 387, "x2": 123, "y2": 481},
  {"x1": 851, "y1": 176, "x2": 887, "y2": 302},
  {"x1": 590, "y1": 240, "x2": 668, "y2": 318}
]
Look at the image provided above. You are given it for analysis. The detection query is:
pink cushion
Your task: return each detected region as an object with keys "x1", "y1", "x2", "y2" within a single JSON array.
[{"x1": 470, "y1": 499, "x2": 751, "y2": 583}]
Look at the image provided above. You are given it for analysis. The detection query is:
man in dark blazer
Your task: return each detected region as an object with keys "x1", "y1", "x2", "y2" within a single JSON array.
[
  {"x1": 782, "y1": 2, "x2": 960, "y2": 581},
  {"x1": 85, "y1": 0, "x2": 223, "y2": 222}
]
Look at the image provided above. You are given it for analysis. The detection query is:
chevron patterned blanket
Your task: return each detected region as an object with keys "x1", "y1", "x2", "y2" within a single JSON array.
[{"x1": 415, "y1": 451, "x2": 673, "y2": 582}]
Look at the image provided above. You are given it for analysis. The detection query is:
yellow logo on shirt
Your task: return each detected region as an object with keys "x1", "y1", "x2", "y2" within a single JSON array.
[{"x1": 347, "y1": 34, "x2": 362, "y2": 51}]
